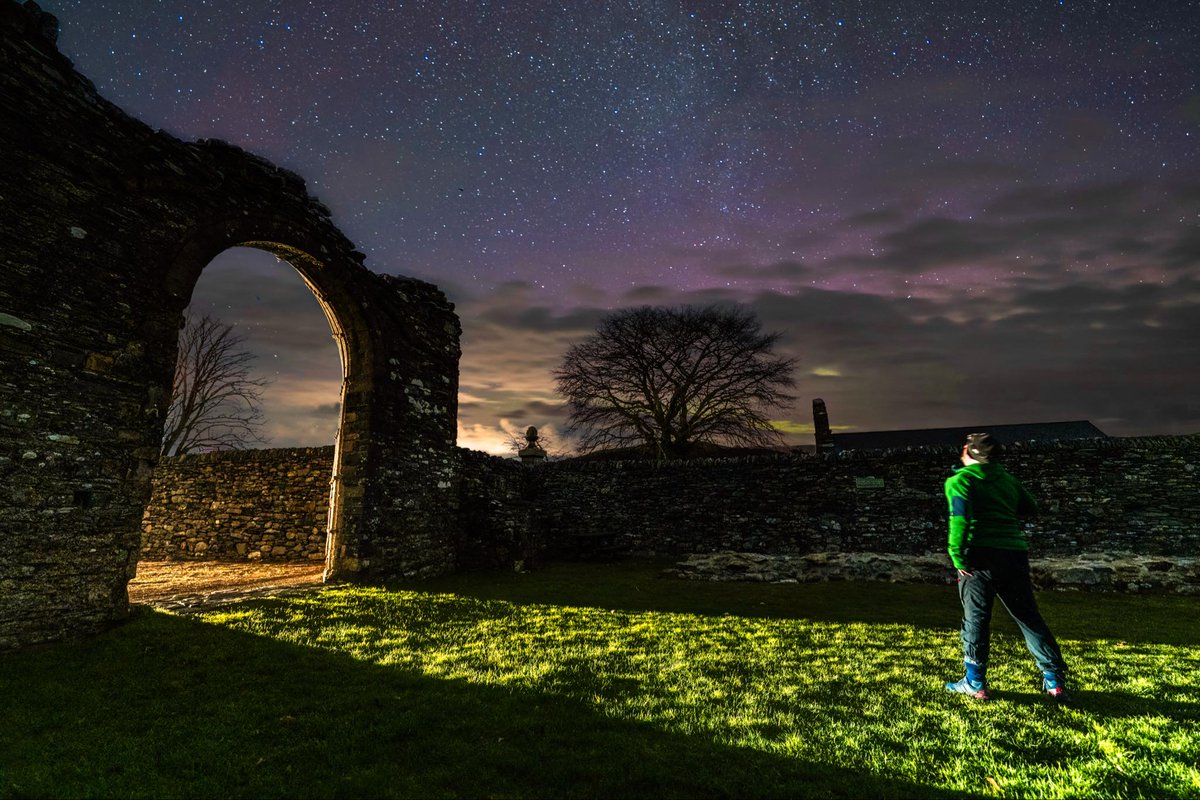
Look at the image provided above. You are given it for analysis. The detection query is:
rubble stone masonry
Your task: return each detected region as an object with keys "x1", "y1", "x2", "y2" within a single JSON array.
[
  {"x1": 142, "y1": 435, "x2": 1200, "y2": 589},
  {"x1": 1, "y1": 2, "x2": 461, "y2": 650},
  {"x1": 526, "y1": 435, "x2": 1200, "y2": 562},
  {"x1": 141, "y1": 447, "x2": 334, "y2": 562}
]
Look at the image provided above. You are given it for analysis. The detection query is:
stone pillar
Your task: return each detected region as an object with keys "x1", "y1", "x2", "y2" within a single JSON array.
[{"x1": 813, "y1": 398, "x2": 835, "y2": 453}]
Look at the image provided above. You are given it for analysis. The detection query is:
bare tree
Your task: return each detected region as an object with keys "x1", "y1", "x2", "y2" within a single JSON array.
[
  {"x1": 555, "y1": 304, "x2": 797, "y2": 459},
  {"x1": 161, "y1": 314, "x2": 271, "y2": 456}
]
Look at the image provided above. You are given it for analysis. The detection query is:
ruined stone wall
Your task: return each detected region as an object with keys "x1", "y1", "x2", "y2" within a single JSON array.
[
  {"x1": 0, "y1": 2, "x2": 461, "y2": 650},
  {"x1": 1, "y1": 4, "x2": 162, "y2": 649},
  {"x1": 529, "y1": 435, "x2": 1200, "y2": 560},
  {"x1": 670, "y1": 551, "x2": 1200, "y2": 595},
  {"x1": 131, "y1": 434, "x2": 1198, "y2": 586},
  {"x1": 138, "y1": 446, "x2": 519, "y2": 569},
  {"x1": 353, "y1": 276, "x2": 461, "y2": 582},
  {"x1": 141, "y1": 447, "x2": 333, "y2": 562},
  {"x1": 455, "y1": 449, "x2": 539, "y2": 570}
]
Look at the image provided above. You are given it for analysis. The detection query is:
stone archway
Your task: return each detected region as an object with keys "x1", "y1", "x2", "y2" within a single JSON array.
[
  {"x1": 0, "y1": 3, "x2": 462, "y2": 650},
  {"x1": 161, "y1": 219, "x2": 381, "y2": 584}
]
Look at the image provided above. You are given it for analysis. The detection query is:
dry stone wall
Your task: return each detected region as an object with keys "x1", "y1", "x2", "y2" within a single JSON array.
[
  {"x1": 132, "y1": 436, "x2": 1199, "y2": 594},
  {"x1": 528, "y1": 435, "x2": 1200, "y2": 561},
  {"x1": 138, "y1": 446, "x2": 532, "y2": 569},
  {"x1": 449, "y1": 435, "x2": 1200, "y2": 588},
  {"x1": 668, "y1": 551, "x2": 1200, "y2": 595},
  {"x1": 141, "y1": 447, "x2": 333, "y2": 562}
]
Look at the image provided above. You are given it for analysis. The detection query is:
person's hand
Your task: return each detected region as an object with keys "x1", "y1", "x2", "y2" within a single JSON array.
[{"x1": 957, "y1": 569, "x2": 973, "y2": 578}]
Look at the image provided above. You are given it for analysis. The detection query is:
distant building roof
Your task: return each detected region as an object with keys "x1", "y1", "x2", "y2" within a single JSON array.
[{"x1": 832, "y1": 420, "x2": 1107, "y2": 452}]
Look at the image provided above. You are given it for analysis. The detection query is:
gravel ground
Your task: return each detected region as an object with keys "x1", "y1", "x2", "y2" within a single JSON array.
[{"x1": 128, "y1": 560, "x2": 326, "y2": 610}]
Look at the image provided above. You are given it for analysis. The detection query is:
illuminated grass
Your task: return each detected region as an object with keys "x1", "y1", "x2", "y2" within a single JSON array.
[{"x1": 2, "y1": 562, "x2": 1197, "y2": 798}]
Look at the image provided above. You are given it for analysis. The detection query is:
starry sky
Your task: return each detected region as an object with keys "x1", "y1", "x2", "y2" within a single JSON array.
[{"x1": 42, "y1": 0, "x2": 1200, "y2": 454}]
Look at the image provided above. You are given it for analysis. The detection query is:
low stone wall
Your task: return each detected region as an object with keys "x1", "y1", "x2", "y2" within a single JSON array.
[
  {"x1": 529, "y1": 435, "x2": 1200, "y2": 561},
  {"x1": 141, "y1": 447, "x2": 333, "y2": 562},
  {"x1": 667, "y1": 551, "x2": 1200, "y2": 595},
  {"x1": 139, "y1": 434, "x2": 1200, "y2": 580}
]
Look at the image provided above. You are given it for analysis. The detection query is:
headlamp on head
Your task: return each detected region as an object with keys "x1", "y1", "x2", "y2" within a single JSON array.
[{"x1": 964, "y1": 432, "x2": 999, "y2": 462}]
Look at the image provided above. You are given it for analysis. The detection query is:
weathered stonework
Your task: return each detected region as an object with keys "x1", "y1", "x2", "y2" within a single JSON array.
[
  {"x1": 138, "y1": 436, "x2": 1200, "y2": 604},
  {"x1": 667, "y1": 551, "x2": 1200, "y2": 595},
  {"x1": 526, "y1": 435, "x2": 1200, "y2": 562},
  {"x1": 141, "y1": 447, "x2": 333, "y2": 562},
  {"x1": 450, "y1": 435, "x2": 1200, "y2": 583},
  {"x1": 0, "y1": 3, "x2": 462, "y2": 650},
  {"x1": 456, "y1": 448, "x2": 540, "y2": 570}
]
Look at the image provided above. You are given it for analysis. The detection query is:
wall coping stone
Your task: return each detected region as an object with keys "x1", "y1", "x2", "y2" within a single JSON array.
[
  {"x1": 161, "y1": 445, "x2": 335, "y2": 466},
  {"x1": 526, "y1": 433, "x2": 1199, "y2": 473}
]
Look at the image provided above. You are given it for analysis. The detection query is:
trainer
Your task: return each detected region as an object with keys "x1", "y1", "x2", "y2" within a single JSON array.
[{"x1": 944, "y1": 432, "x2": 1069, "y2": 702}]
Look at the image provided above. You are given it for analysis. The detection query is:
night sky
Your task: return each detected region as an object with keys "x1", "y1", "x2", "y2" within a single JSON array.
[{"x1": 41, "y1": 1, "x2": 1200, "y2": 453}]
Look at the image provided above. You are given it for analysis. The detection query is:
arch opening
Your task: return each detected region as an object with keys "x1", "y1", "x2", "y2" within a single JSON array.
[{"x1": 132, "y1": 243, "x2": 357, "y2": 604}]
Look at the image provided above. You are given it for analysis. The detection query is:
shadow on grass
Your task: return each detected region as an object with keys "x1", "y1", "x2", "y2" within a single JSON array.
[
  {"x1": 0, "y1": 609, "x2": 971, "y2": 800},
  {"x1": 402, "y1": 561, "x2": 1200, "y2": 646},
  {"x1": 988, "y1": 688, "x2": 1200, "y2": 723}
]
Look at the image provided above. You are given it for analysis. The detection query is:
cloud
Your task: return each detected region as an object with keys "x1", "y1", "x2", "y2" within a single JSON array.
[
  {"x1": 1162, "y1": 228, "x2": 1200, "y2": 271},
  {"x1": 650, "y1": 175, "x2": 1197, "y2": 307},
  {"x1": 808, "y1": 178, "x2": 1200, "y2": 298},
  {"x1": 744, "y1": 275, "x2": 1198, "y2": 437},
  {"x1": 456, "y1": 418, "x2": 570, "y2": 457},
  {"x1": 842, "y1": 208, "x2": 906, "y2": 228},
  {"x1": 257, "y1": 376, "x2": 343, "y2": 447},
  {"x1": 621, "y1": 285, "x2": 677, "y2": 305},
  {"x1": 457, "y1": 421, "x2": 516, "y2": 456},
  {"x1": 770, "y1": 420, "x2": 814, "y2": 435},
  {"x1": 499, "y1": 400, "x2": 568, "y2": 421},
  {"x1": 870, "y1": 217, "x2": 1018, "y2": 273},
  {"x1": 186, "y1": 234, "x2": 1200, "y2": 458}
]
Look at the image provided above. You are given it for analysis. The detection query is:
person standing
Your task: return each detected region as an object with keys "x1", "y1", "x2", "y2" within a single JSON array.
[{"x1": 944, "y1": 433, "x2": 1070, "y2": 702}]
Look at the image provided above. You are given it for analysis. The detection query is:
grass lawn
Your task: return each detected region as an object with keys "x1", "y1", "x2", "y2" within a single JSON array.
[{"x1": 2, "y1": 561, "x2": 1197, "y2": 799}]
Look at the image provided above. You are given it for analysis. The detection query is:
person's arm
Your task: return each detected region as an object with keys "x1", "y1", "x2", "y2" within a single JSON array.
[
  {"x1": 1015, "y1": 480, "x2": 1039, "y2": 519},
  {"x1": 945, "y1": 475, "x2": 972, "y2": 571}
]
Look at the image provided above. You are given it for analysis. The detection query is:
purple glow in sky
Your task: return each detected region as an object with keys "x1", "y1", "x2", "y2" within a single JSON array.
[{"x1": 41, "y1": 1, "x2": 1200, "y2": 453}]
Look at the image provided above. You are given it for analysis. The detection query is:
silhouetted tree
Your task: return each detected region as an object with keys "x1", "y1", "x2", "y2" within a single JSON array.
[
  {"x1": 555, "y1": 304, "x2": 796, "y2": 459},
  {"x1": 161, "y1": 314, "x2": 271, "y2": 456}
]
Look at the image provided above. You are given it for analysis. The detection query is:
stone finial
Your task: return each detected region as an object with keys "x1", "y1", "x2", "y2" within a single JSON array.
[{"x1": 518, "y1": 425, "x2": 547, "y2": 464}]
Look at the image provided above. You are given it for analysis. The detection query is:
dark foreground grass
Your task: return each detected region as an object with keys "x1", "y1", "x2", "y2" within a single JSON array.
[{"x1": 2, "y1": 563, "x2": 1197, "y2": 799}]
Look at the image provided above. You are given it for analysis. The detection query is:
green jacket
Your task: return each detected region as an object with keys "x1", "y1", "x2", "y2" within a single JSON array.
[{"x1": 944, "y1": 462, "x2": 1039, "y2": 570}]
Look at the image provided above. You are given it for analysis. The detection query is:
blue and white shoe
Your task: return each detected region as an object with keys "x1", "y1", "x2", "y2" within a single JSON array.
[
  {"x1": 1043, "y1": 673, "x2": 1071, "y2": 703},
  {"x1": 945, "y1": 676, "x2": 991, "y2": 700}
]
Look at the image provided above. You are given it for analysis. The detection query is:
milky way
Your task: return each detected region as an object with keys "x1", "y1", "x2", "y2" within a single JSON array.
[{"x1": 40, "y1": 1, "x2": 1200, "y2": 451}]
